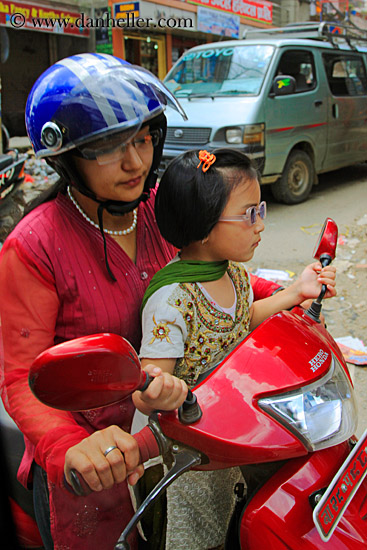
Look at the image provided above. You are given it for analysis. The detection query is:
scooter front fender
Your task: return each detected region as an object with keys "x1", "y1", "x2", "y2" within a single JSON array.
[{"x1": 240, "y1": 441, "x2": 367, "y2": 549}]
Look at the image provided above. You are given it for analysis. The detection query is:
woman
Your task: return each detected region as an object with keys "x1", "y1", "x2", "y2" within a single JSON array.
[{"x1": 0, "y1": 53, "x2": 188, "y2": 550}]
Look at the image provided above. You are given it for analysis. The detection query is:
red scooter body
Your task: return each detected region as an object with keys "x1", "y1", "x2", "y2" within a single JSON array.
[
  {"x1": 155, "y1": 306, "x2": 367, "y2": 548},
  {"x1": 157, "y1": 306, "x2": 349, "y2": 466},
  {"x1": 240, "y1": 445, "x2": 367, "y2": 549}
]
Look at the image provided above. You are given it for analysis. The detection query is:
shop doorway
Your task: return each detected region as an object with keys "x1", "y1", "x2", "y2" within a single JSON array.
[{"x1": 124, "y1": 34, "x2": 166, "y2": 80}]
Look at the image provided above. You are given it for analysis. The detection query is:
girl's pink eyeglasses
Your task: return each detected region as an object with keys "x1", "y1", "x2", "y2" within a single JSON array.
[{"x1": 219, "y1": 201, "x2": 266, "y2": 226}]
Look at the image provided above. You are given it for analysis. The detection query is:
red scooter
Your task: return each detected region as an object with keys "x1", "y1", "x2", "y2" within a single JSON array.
[{"x1": 29, "y1": 218, "x2": 367, "y2": 549}]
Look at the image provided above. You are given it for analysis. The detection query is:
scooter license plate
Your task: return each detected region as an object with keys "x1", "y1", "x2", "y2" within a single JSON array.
[{"x1": 313, "y1": 429, "x2": 367, "y2": 542}]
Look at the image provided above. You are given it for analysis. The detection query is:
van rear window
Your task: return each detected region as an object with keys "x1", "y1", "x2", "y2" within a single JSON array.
[{"x1": 164, "y1": 45, "x2": 274, "y2": 97}]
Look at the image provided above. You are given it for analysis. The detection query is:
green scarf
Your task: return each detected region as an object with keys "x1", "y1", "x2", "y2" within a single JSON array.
[{"x1": 141, "y1": 259, "x2": 229, "y2": 313}]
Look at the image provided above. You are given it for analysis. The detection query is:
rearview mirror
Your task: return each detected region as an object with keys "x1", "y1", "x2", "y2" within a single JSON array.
[
  {"x1": 272, "y1": 75, "x2": 296, "y2": 96},
  {"x1": 313, "y1": 218, "x2": 338, "y2": 264},
  {"x1": 306, "y1": 218, "x2": 338, "y2": 321},
  {"x1": 29, "y1": 333, "x2": 149, "y2": 411}
]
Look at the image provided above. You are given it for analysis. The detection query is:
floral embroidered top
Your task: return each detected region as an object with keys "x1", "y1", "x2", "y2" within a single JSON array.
[{"x1": 140, "y1": 259, "x2": 253, "y2": 387}]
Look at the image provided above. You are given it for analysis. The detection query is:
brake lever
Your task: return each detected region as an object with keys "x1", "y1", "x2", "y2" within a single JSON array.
[{"x1": 114, "y1": 447, "x2": 202, "y2": 550}]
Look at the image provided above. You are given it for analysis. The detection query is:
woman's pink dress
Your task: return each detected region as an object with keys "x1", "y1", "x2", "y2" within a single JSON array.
[{"x1": 0, "y1": 190, "x2": 175, "y2": 549}]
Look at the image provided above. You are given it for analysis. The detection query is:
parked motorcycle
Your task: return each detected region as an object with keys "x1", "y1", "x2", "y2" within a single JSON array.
[
  {"x1": 0, "y1": 149, "x2": 27, "y2": 203},
  {"x1": 29, "y1": 218, "x2": 367, "y2": 550},
  {"x1": 0, "y1": 317, "x2": 43, "y2": 548}
]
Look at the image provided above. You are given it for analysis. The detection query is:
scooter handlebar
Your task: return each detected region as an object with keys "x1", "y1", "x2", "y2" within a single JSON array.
[
  {"x1": 64, "y1": 382, "x2": 202, "y2": 495},
  {"x1": 305, "y1": 253, "x2": 334, "y2": 321},
  {"x1": 317, "y1": 253, "x2": 333, "y2": 303},
  {"x1": 65, "y1": 424, "x2": 160, "y2": 496}
]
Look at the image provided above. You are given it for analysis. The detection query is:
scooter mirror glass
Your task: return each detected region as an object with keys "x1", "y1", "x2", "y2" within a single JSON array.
[
  {"x1": 312, "y1": 218, "x2": 338, "y2": 261},
  {"x1": 29, "y1": 333, "x2": 145, "y2": 411}
]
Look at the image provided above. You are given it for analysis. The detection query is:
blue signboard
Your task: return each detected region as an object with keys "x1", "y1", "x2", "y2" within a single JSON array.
[
  {"x1": 113, "y1": 2, "x2": 140, "y2": 18},
  {"x1": 197, "y1": 5, "x2": 240, "y2": 38}
]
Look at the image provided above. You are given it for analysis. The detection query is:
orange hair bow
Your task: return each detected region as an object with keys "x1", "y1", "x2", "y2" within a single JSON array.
[{"x1": 197, "y1": 150, "x2": 216, "y2": 173}]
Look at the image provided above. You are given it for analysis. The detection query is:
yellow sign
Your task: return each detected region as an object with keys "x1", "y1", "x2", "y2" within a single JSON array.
[{"x1": 113, "y1": 2, "x2": 140, "y2": 19}]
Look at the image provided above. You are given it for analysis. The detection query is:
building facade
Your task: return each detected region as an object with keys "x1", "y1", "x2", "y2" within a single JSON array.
[
  {"x1": 0, "y1": 0, "x2": 318, "y2": 136},
  {"x1": 0, "y1": 0, "x2": 92, "y2": 135},
  {"x1": 95, "y1": 0, "x2": 282, "y2": 80}
]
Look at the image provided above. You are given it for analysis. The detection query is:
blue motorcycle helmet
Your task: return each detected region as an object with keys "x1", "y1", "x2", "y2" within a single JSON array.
[{"x1": 25, "y1": 52, "x2": 187, "y2": 214}]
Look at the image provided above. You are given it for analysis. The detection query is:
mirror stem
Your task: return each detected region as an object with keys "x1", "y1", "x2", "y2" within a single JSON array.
[{"x1": 179, "y1": 390, "x2": 203, "y2": 424}]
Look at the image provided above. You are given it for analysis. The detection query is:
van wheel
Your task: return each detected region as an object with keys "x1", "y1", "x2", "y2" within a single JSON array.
[{"x1": 271, "y1": 150, "x2": 314, "y2": 204}]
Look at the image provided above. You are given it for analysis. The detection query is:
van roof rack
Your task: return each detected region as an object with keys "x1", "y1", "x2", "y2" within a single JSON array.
[{"x1": 242, "y1": 21, "x2": 367, "y2": 49}]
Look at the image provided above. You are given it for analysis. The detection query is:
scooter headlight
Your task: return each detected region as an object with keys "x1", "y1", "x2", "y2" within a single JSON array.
[{"x1": 258, "y1": 355, "x2": 357, "y2": 451}]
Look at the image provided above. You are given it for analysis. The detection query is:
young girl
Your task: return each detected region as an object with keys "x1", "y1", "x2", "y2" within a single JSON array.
[{"x1": 139, "y1": 148, "x2": 336, "y2": 550}]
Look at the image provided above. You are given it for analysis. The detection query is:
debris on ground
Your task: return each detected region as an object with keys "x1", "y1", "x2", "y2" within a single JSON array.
[
  {"x1": 253, "y1": 268, "x2": 295, "y2": 283},
  {"x1": 335, "y1": 336, "x2": 367, "y2": 366}
]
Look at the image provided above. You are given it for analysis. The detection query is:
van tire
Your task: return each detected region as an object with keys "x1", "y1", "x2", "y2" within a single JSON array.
[{"x1": 271, "y1": 150, "x2": 314, "y2": 204}]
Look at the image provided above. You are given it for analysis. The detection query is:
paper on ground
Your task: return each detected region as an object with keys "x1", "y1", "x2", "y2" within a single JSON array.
[
  {"x1": 335, "y1": 336, "x2": 367, "y2": 366},
  {"x1": 254, "y1": 268, "x2": 295, "y2": 282}
]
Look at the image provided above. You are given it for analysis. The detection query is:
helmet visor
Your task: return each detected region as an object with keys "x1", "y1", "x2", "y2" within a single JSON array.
[
  {"x1": 38, "y1": 63, "x2": 186, "y2": 157},
  {"x1": 76, "y1": 128, "x2": 162, "y2": 166}
]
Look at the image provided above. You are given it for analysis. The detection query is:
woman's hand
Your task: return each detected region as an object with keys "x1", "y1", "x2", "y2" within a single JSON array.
[
  {"x1": 133, "y1": 362, "x2": 188, "y2": 415},
  {"x1": 297, "y1": 262, "x2": 337, "y2": 301},
  {"x1": 64, "y1": 425, "x2": 144, "y2": 492}
]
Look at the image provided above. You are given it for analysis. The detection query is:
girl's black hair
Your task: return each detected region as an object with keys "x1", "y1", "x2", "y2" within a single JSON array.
[{"x1": 155, "y1": 148, "x2": 258, "y2": 249}]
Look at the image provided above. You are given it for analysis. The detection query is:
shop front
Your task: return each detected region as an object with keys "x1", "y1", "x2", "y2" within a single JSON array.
[
  {"x1": 96, "y1": 0, "x2": 202, "y2": 80},
  {"x1": 97, "y1": 0, "x2": 276, "y2": 79},
  {"x1": 124, "y1": 33, "x2": 166, "y2": 79},
  {"x1": 0, "y1": 0, "x2": 90, "y2": 136}
]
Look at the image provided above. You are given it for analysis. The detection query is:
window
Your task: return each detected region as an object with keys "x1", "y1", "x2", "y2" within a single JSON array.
[
  {"x1": 164, "y1": 44, "x2": 274, "y2": 97},
  {"x1": 275, "y1": 50, "x2": 316, "y2": 93},
  {"x1": 323, "y1": 53, "x2": 367, "y2": 96}
]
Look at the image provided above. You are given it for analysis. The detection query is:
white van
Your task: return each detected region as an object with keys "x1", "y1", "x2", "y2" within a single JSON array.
[{"x1": 162, "y1": 22, "x2": 367, "y2": 204}]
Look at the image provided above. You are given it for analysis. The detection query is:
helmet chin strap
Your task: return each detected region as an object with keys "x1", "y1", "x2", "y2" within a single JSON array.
[
  {"x1": 67, "y1": 169, "x2": 152, "y2": 282},
  {"x1": 96, "y1": 203, "x2": 116, "y2": 281},
  {"x1": 95, "y1": 196, "x2": 148, "y2": 282},
  {"x1": 89, "y1": 190, "x2": 151, "y2": 282}
]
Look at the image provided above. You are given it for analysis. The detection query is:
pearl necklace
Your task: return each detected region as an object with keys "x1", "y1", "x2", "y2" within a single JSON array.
[{"x1": 67, "y1": 187, "x2": 137, "y2": 236}]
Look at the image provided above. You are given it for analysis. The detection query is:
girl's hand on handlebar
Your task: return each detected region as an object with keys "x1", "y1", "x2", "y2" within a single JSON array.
[
  {"x1": 298, "y1": 262, "x2": 337, "y2": 300},
  {"x1": 133, "y1": 362, "x2": 188, "y2": 415},
  {"x1": 64, "y1": 426, "x2": 144, "y2": 492}
]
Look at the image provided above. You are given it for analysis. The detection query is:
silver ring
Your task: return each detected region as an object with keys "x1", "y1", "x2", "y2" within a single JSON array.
[{"x1": 103, "y1": 445, "x2": 118, "y2": 457}]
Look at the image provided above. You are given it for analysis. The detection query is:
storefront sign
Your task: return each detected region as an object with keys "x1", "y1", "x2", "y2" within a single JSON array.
[
  {"x1": 113, "y1": 2, "x2": 140, "y2": 19},
  {"x1": 197, "y1": 5, "x2": 239, "y2": 37},
  {"x1": 188, "y1": 0, "x2": 272, "y2": 24},
  {"x1": 137, "y1": 1, "x2": 196, "y2": 32},
  {"x1": 0, "y1": 1, "x2": 89, "y2": 36}
]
